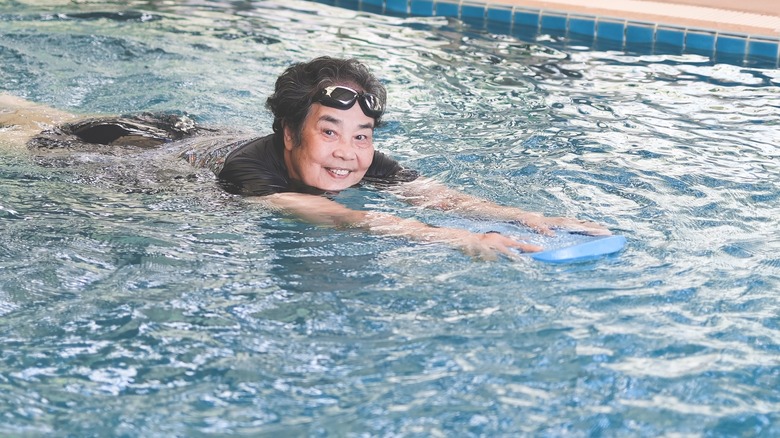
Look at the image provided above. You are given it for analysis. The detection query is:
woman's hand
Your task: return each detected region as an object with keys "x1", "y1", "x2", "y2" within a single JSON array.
[
  {"x1": 459, "y1": 231, "x2": 542, "y2": 261},
  {"x1": 519, "y1": 213, "x2": 612, "y2": 237}
]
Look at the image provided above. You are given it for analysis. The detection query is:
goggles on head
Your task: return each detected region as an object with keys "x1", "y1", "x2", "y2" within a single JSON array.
[{"x1": 313, "y1": 85, "x2": 383, "y2": 119}]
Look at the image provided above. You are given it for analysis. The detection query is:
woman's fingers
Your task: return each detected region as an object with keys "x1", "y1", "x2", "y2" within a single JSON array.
[
  {"x1": 462, "y1": 233, "x2": 542, "y2": 261},
  {"x1": 553, "y1": 218, "x2": 612, "y2": 236},
  {"x1": 521, "y1": 214, "x2": 611, "y2": 237},
  {"x1": 518, "y1": 214, "x2": 556, "y2": 236}
]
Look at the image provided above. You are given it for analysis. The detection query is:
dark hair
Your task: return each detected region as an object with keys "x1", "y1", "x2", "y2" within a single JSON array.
[{"x1": 266, "y1": 56, "x2": 387, "y2": 145}]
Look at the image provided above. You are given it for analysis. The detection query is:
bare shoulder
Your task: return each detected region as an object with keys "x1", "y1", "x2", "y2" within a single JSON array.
[{"x1": 0, "y1": 94, "x2": 79, "y2": 149}]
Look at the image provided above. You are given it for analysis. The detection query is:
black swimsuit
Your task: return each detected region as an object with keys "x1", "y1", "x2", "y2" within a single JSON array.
[
  {"x1": 27, "y1": 113, "x2": 210, "y2": 151},
  {"x1": 27, "y1": 114, "x2": 418, "y2": 195}
]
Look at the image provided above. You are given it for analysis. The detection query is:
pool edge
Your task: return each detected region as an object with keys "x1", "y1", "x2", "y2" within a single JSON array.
[{"x1": 317, "y1": 0, "x2": 780, "y2": 68}]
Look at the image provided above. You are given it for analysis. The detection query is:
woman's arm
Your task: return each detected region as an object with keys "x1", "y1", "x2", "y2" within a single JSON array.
[
  {"x1": 255, "y1": 192, "x2": 542, "y2": 260},
  {"x1": 389, "y1": 177, "x2": 611, "y2": 236}
]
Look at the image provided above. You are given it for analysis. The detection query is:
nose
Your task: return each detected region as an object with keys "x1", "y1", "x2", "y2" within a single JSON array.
[{"x1": 332, "y1": 138, "x2": 357, "y2": 161}]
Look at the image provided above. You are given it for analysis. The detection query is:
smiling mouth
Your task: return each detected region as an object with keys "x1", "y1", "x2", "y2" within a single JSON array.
[{"x1": 327, "y1": 168, "x2": 351, "y2": 177}]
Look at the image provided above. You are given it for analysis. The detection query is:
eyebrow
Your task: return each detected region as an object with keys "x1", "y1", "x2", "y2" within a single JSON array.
[{"x1": 318, "y1": 114, "x2": 374, "y2": 130}]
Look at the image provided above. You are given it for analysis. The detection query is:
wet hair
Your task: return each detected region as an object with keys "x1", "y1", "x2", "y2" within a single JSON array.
[{"x1": 266, "y1": 56, "x2": 387, "y2": 146}]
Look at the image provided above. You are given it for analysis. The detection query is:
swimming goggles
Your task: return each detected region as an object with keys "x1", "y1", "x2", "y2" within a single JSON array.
[{"x1": 313, "y1": 86, "x2": 384, "y2": 119}]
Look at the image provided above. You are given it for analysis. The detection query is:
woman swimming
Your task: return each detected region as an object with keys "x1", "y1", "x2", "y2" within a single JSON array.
[{"x1": 1, "y1": 57, "x2": 611, "y2": 260}]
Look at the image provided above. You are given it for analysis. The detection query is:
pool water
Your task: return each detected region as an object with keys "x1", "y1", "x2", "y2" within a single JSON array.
[{"x1": 2, "y1": 0, "x2": 779, "y2": 436}]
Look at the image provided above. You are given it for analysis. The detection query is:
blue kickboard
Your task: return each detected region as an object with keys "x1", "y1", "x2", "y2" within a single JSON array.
[
  {"x1": 530, "y1": 235, "x2": 626, "y2": 263},
  {"x1": 432, "y1": 218, "x2": 627, "y2": 263}
]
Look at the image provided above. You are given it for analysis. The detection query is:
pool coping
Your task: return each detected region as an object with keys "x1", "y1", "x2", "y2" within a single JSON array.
[
  {"x1": 493, "y1": 0, "x2": 780, "y2": 38},
  {"x1": 313, "y1": 0, "x2": 780, "y2": 68}
]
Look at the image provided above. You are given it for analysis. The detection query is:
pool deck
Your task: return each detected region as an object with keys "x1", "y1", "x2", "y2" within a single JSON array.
[{"x1": 491, "y1": 0, "x2": 780, "y2": 38}]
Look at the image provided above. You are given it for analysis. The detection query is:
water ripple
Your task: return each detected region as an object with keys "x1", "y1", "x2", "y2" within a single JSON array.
[{"x1": 1, "y1": 1, "x2": 780, "y2": 436}]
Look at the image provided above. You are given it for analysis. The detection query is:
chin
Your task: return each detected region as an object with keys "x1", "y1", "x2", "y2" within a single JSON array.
[
  {"x1": 323, "y1": 181, "x2": 357, "y2": 192},
  {"x1": 318, "y1": 173, "x2": 364, "y2": 192}
]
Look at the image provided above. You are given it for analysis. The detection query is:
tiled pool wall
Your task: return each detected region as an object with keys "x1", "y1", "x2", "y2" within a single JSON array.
[{"x1": 312, "y1": 0, "x2": 780, "y2": 68}]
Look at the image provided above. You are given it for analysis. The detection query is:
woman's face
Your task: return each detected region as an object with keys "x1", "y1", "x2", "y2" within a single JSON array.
[{"x1": 283, "y1": 102, "x2": 375, "y2": 192}]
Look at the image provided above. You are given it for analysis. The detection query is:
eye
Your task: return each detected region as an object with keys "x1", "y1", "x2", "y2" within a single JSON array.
[{"x1": 354, "y1": 133, "x2": 373, "y2": 146}]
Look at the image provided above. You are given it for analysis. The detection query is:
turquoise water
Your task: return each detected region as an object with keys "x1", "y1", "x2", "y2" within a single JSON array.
[{"x1": 1, "y1": 0, "x2": 780, "y2": 436}]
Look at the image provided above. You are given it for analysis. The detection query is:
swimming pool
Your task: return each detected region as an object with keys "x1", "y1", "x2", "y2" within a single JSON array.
[{"x1": 1, "y1": 0, "x2": 779, "y2": 436}]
